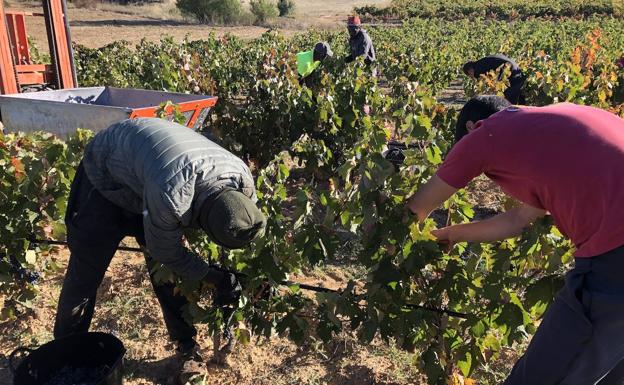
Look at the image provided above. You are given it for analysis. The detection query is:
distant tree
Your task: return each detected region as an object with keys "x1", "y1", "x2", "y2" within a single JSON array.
[
  {"x1": 277, "y1": 0, "x2": 295, "y2": 16},
  {"x1": 176, "y1": 0, "x2": 243, "y2": 24}
]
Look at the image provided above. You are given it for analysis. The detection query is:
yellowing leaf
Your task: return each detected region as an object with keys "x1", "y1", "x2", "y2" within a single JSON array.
[
  {"x1": 598, "y1": 90, "x2": 607, "y2": 102},
  {"x1": 237, "y1": 321, "x2": 251, "y2": 345},
  {"x1": 449, "y1": 373, "x2": 477, "y2": 385},
  {"x1": 409, "y1": 220, "x2": 437, "y2": 242},
  {"x1": 25, "y1": 250, "x2": 37, "y2": 265},
  {"x1": 11, "y1": 157, "x2": 25, "y2": 182}
]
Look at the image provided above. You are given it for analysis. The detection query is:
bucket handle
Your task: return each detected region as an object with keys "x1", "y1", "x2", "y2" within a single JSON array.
[{"x1": 8, "y1": 347, "x2": 35, "y2": 375}]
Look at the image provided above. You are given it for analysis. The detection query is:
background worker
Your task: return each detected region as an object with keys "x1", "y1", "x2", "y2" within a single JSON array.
[
  {"x1": 296, "y1": 41, "x2": 333, "y2": 88},
  {"x1": 53, "y1": 118, "x2": 267, "y2": 382},
  {"x1": 462, "y1": 54, "x2": 525, "y2": 104},
  {"x1": 407, "y1": 95, "x2": 624, "y2": 385},
  {"x1": 345, "y1": 16, "x2": 376, "y2": 65}
]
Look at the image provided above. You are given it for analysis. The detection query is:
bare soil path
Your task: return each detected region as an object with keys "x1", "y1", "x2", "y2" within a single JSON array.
[
  {"x1": 437, "y1": 79, "x2": 467, "y2": 109},
  {"x1": 7, "y1": 0, "x2": 389, "y2": 50},
  {"x1": 0, "y1": 246, "x2": 422, "y2": 385}
]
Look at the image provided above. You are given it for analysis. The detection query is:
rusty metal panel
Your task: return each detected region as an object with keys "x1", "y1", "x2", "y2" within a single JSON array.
[
  {"x1": 17, "y1": 72, "x2": 45, "y2": 85},
  {"x1": 0, "y1": 1, "x2": 19, "y2": 94},
  {"x1": 48, "y1": 0, "x2": 74, "y2": 89},
  {"x1": 42, "y1": 0, "x2": 75, "y2": 90},
  {"x1": 5, "y1": 12, "x2": 30, "y2": 64},
  {"x1": 16, "y1": 64, "x2": 55, "y2": 85}
]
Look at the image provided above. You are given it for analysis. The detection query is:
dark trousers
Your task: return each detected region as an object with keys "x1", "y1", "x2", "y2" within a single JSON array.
[
  {"x1": 53, "y1": 164, "x2": 196, "y2": 343},
  {"x1": 504, "y1": 245, "x2": 624, "y2": 385},
  {"x1": 504, "y1": 72, "x2": 526, "y2": 105}
]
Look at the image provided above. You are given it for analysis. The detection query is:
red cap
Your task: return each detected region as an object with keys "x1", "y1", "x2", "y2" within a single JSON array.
[{"x1": 347, "y1": 16, "x2": 361, "y2": 26}]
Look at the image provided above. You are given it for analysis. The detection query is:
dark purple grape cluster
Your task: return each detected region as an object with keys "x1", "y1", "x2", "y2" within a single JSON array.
[{"x1": 8, "y1": 255, "x2": 41, "y2": 284}]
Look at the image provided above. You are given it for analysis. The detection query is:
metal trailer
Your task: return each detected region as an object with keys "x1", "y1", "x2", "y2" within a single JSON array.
[
  {"x1": 0, "y1": 0, "x2": 76, "y2": 94},
  {"x1": 0, "y1": 86, "x2": 218, "y2": 136}
]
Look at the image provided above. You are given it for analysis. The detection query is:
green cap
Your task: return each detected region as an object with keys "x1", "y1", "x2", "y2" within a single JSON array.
[{"x1": 200, "y1": 190, "x2": 267, "y2": 249}]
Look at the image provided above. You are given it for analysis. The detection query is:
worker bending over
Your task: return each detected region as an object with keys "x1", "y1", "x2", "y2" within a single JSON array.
[
  {"x1": 408, "y1": 96, "x2": 624, "y2": 385},
  {"x1": 54, "y1": 118, "x2": 266, "y2": 382},
  {"x1": 296, "y1": 41, "x2": 333, "y2": 88},
  {"x1": 463, "y1": 54, "x2": 525, "y2": 104}
]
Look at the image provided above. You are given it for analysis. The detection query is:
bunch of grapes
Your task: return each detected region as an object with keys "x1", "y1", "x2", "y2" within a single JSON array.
[{"x1": 8, "y1": 255, "x2": 40, "y2": 284}]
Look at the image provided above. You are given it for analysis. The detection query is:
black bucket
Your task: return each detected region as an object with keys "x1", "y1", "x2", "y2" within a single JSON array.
[{"x1": 10, "y1": 332, "x2": 125, "y2": 385}]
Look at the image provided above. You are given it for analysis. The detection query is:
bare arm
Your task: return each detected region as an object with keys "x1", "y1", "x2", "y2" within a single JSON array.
[
  {"x1": 432, "y1": 203, "x2": 546, "y2": 245},
  {"x1": 406, "y1": 175, "x2": 458, "y2": 222}
]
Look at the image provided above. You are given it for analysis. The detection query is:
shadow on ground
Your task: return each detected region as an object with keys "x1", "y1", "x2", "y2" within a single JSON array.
[
  {"x1": 124, "y1": 355, "x2": 180, "y2": 385},
  {"x1": 0, "y1": 353, "x2": 181, "y2": 385},
  {"x1": 437, "y1": 79, "x2": 467, "y2": 108}
]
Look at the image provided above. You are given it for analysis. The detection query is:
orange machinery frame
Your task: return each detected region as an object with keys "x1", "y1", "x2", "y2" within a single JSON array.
[
  {"x1": 129, "y1": 98, "x2": 219, "y2": 129},
  {"x1": 0, "y1": 0, "x2": 77, "y2": 94}
]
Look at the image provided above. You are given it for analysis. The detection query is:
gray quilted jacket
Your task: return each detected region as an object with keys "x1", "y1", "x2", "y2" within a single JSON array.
[{"x1": 82, "y1": 118, "x2": 256, "y2": 280}]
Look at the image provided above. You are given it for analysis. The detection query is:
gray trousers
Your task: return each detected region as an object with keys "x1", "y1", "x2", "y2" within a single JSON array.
[{"x1": 504, "y1": 245, "x2": 624, "y2": 385}]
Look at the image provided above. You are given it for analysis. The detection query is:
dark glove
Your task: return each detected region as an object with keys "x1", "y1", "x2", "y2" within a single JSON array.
[
  {"x1": 215, "y1": 270, "x2": 242, "y2": 306},
  {"x1": 202, "y1": 266, "x2": 242, "y2": 306}
]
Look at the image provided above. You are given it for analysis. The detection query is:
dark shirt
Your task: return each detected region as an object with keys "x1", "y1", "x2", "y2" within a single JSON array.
[
  {"x1": 347, "y1": 29, "x2": 376, "y2": 64},
  {"x1": 473, "y1": 54, "x2": 521, "y2": 78}
]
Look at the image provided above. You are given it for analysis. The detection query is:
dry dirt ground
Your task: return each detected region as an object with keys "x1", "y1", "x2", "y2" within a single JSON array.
[
  {"x1": 0, "y1": 246, "x2": 423, "y2": 385},
  {"x1": 6, "y1": 0, "x2": 389, "y2": 50}
]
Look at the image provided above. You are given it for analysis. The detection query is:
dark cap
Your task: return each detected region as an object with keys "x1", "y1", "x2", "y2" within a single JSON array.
[
  {"x1": 314, "y1": 42, "x2": 333, "y2": 58},
  {"x1": 200, "y1": 190, "x2": 267, "y2": 249}
]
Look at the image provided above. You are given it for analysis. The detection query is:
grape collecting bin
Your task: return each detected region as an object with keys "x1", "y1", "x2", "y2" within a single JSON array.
[{"x1": 0, "y1": 87, "x2": 218, "y2": 136}]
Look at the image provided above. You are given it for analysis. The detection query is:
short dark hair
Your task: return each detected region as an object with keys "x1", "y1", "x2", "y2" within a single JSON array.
[
  {"x1": 455, "y1": 95, "x2": 510, "y2": 143},
  {"x1": 462, "y1": 61, "x2": 476, "y2": 74}
]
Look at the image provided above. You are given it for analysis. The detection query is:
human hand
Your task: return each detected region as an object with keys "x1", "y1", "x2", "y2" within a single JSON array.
[
  {"x1": 214, "y1": 270, "x2": 242, "y2": 306},
  {"x1": 431, "y1": 227, "x2": 454, "y2": 253},
  {"x1": 202, "y1": 266, "x2": 242, "y2": 306}
]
